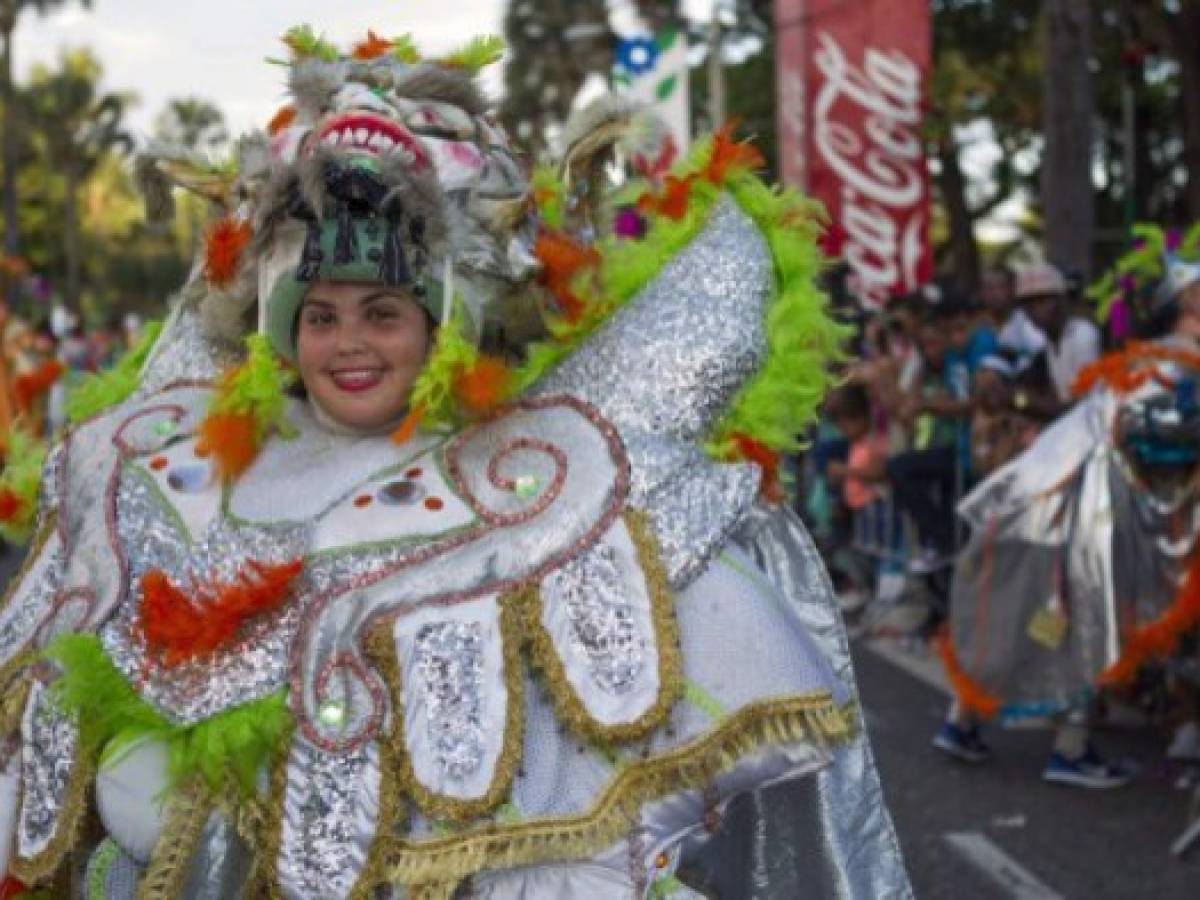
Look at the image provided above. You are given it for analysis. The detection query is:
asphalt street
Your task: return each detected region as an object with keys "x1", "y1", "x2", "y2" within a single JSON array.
[{"x1": 854, "y1": 636, "x2": 1200, "y2": 899}]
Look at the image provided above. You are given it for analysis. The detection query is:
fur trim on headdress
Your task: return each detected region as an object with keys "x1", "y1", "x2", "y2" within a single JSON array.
[
  {"x1": 390, "y1": 62, "x2": 487, "y2": 116},
  {"x1": 289, "y1": 57, "x2": 345, "y2": 120}
]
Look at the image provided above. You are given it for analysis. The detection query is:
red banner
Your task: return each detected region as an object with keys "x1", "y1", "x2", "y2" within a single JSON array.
[{"x1": 776, "y1": 0, "x2": 932, "y2": 309}]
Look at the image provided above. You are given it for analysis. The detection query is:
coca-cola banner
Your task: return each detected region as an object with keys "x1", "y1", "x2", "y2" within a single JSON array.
[{"x1": 776, "y1": 0, "x2": 932, "y2": 309}]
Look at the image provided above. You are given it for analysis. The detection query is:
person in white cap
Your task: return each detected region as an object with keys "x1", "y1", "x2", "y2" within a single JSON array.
[{"x1": 1012, "y1": 262, "x2": 1101, "y2": 417}]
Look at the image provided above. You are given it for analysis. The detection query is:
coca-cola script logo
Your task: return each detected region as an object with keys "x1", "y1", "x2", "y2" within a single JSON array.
[{"x1": 813, "y1": 31, "x2": 929, "y2": 308}]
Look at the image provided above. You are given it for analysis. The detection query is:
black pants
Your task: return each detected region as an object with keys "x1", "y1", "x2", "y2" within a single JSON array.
[{"x1": 885, "y1": 444, "x2": 958, "y2": 552}]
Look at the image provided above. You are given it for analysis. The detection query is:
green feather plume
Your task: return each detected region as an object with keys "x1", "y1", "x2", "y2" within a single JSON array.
[
  {"x1": 408, "y1": 304, "x2": 479, "y2": 430},
  {"x1": 442, "y1": 35, "x2": 506, "y2": 71},
  {"x1": 46, "y1": 633, "x2": 292, "y2": 795},
  {"x1": 0, "y1": 426, "x2": 47, "y2": 543},
  {"x1": 65, "y1": 321, "x2": 163, "y2": 424},
  {"x1": 391, "y1": 33, "x2": 421, "y2": 64},
  {"x1": 210, "y1": 333, "x2": 297, "y2": 440}
]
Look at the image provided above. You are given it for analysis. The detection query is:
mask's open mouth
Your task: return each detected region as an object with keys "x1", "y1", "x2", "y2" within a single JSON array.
[{"x1": 313, "y1": 112, "x2": 430, "y2": 168}]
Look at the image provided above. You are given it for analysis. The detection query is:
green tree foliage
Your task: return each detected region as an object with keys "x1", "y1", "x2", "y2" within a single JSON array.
[
  {"x1": 24, "y1": 48, "x2": 133, "y2": 311},
  {"x1": 0, "y1": 0, "x2": 93, "y2": 299}
]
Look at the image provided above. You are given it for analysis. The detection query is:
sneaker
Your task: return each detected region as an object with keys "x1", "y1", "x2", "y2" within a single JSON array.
[
  {"x1": 933, "y1": 721, "x2": 993, "y2": 764},
  {"x1": 1042, "y1": 746, "x2": 1135, "y2": 789},
  {"x1": 909, "y1": 547, "x2": 951, "y2": 575}
]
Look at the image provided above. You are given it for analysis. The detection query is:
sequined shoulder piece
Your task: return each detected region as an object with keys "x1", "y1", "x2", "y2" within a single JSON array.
[{"x1": 533, "y1": 196, "x2": 772, "y2": 589}]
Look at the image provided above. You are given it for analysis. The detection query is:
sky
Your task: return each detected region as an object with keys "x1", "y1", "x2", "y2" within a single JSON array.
[{"x1": 14, "y1": 1, "x2": 512, "y2": 142}]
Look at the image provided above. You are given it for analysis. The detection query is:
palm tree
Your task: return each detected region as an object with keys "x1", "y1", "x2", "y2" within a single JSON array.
[
  {"x1": 25, "y1": 48, "x2": 132, "y2": 311},
  {"x1": 0, "y1": 0, "x2": 93, "y2": 301},
  {"x1": 154, "y1": 97, "x2": 227, "y2": 155}
]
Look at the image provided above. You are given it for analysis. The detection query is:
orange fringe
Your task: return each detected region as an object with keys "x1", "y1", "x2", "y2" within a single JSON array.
[
  {"x1": 139, "y1": 558, "x2": 304, "y2": 666},
  {"x1": 391, "y1": 402, "x2": 426, "y2": 446},
  {"x1": 194, "y1": 412, "x2": 259, "y2": 482},
  {"x1": 204, "y1": 217, "x2": 254, "y2": 289},
  {"x1": 352, "y1": 29, "x2": 392, "y2": 60},
  {"x1": 454, "y1": 356, "x2": 512, "y2": 414},
  {"x1": 534, "y1": 230, "x2": 600, "y2": 323},
  {"x1": 14, "y1": 360, "x2": 64, "y2": 413},
  {"x1": 934, "y1": 630, "x2": 1002, "y2": 719},
  {"x1": 704, "y1": 121, "x2": 765, "y2": 185},
  {"x1": 267, "y1": 104, "x2": 297, "y2": 135},
  {"x1": 730, "y1": 433, "x2": 784, "y2": 504},
  {"x1": 0, "y1": 487, "x2": 23, "y2": 522},
  {"x1": 1100, "y1": 551, "x2": 1200, "y2": 686},
  {"x1": 1073, "y1": 341, "x2": 1200, "y2": 398}
]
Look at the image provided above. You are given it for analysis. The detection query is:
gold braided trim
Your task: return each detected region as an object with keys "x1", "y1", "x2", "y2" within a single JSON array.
[
  {"x1": 250, "y1": 737, "x2": 293, "y2": 900},
  {"x1": 370, "y1": 694, "x2": 857, "y2": 888},
  {"x1": 10, "y1": 707, "x2": 96, "y2": 886},
  {"x1": 136, "y1": 780, "x2": 213, "y2": 900},
  {"x1": 365, "y1": 593, "x2": 526, "y2": 825},
  {"x1": 519, "y1": 510, "x2": 683, "y2": 744},
  {"x1": 0, "y1": 511, "x2": 57, "y2": 622},
  {"x1": 0, "y1": 650, "x2": 35, "y2": 739}
]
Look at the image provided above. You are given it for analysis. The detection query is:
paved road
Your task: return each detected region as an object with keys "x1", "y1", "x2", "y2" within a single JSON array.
[{"x1": 855, "y1": 637, "x2": 1200, "y2": 899}]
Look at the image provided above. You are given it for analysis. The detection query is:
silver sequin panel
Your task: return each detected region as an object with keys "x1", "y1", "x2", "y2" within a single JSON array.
[
  {"x1": 542, "y1": 542, "x2": 645, "y2": 694},
  {"x1": 18, "y1": 680, "x2": 80, "y2": 860},
  {"x1": 133, "y1": 306, "x2": 240, "y2": 399},
  {"x1": 278, "y1": 737, "x2": 380, "y2": 900},
  {"x1": 0, "y1": 539, "x2": 63, "y2": 669},
  {"x1": 414, "y1": 621, "x2": 486, "y2": 778},
  {"x1": 534, "y1": 197, "x2": 772, "y2": 590}
]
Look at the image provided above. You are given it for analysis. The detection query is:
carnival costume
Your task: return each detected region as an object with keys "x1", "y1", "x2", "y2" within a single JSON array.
[
  {"x1": 941, "y1": 229, "x2": 1200, "y2": 722},
  {"x1": 0, "y1": 28, "x2": 908, "y2": 899}
]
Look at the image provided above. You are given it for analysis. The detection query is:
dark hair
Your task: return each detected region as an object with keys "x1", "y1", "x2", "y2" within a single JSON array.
[{"x1": 825, "y1": 383, "x2": 871, "y2": 422}]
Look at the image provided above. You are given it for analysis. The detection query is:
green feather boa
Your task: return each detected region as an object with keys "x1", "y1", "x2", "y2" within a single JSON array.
[{"x1": 47, "y1": 633, "x2": 292, "y2": 796}]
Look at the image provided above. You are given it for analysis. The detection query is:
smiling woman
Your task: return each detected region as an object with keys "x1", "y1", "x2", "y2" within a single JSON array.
[{"x1": 295, "y1": 284, "x2": 433, "y2": 432}]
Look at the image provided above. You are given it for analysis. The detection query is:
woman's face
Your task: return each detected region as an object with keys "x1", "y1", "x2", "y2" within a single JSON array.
[{"x1": 295, "y1": 282, "x2": 432, "y2": 431}]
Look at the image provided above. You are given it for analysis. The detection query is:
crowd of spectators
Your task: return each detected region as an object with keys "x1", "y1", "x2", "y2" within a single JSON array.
[{"x1": 808, "y1": 260, "x2": 1103, "y2": 623}]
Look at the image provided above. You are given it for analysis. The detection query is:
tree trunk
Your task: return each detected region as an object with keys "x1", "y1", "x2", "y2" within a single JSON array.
[
  {"x1": 0, "y1": 18, "x2": 19, "y2": 304},
  {"x1": 1041, "y1": 0, "x2": 1095, "y2": 277},
  {"x1": 63, "y1": 161, "x2": 82, "y2": 312},
  {"x1": 937, "y1": 138, "x2": 980, "y2": 296},
  {"x1": 1178, "y1": 0, "x2": 1200, "y2": 220}
]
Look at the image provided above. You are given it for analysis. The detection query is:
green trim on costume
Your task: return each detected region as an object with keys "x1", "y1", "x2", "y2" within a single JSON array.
[
  {"x1": 46, "y1": 633, "x2": 292, "y2": 796},
  {"x1": 407, "y1": 303, "x2": 483, "y2": 431},
  {"x1": 86, "y1": 838, "x2": 121, "y2": 900},
  {"x1": 66, "y1": 321, "x2": 163, "y2": 424},
  {"x1": 683, "y1": 681, "x2": 725, "y2": 722},
  {"x1": 514, "y1": 133, "x2": 846, "y2": 460},
  {"x1": 125, "y1": 462, "x2": 194, "y2": 544}
]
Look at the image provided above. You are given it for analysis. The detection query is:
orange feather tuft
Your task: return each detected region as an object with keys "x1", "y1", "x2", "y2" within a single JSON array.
[
  {"x1": 204, "y1": 217, "x2": 254, "y2": 289},
  {"x1": 14, "y1": 360, "x2": 64, "y2": 413},
  {"x1": 139, "y1": 558, "x2": 304, "y2": 666},
  {"x1": 704, "y1": 121, "x2": 765, "y2": 185},
  {"x1": 455, "y1": 356, "x2": 512, "y2": 414},
  {"x1": 195, "y1": 412, "x2": 259, "y2": 483},
  {"x1": 638, "y1": 175, "x2": 697, "y2": 222},
  {"x1": 352, "y1": 29, "x2": 392, "y2": 60},
  {"x1": 934, "y1": 630, "x2": 1002, "y2": 719},
  {"x1": 0, "y1": 488, "x2": 23, "y2": 522},
  {"x1": 267, "y1": 104, "x2": 297, "y2": 135},
  {"x1": 730, "y1": 433, "x2": 784, "y2": 503},
  {"x1": 392, "y1": 403, "x2": 426, "y2": 446},
  {"x1": 1100, "y1": 551, "x2": 1200, "y2": 686},
  {"x1": 533, "y1": 230, "x2": 600, "y2": 323}
]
